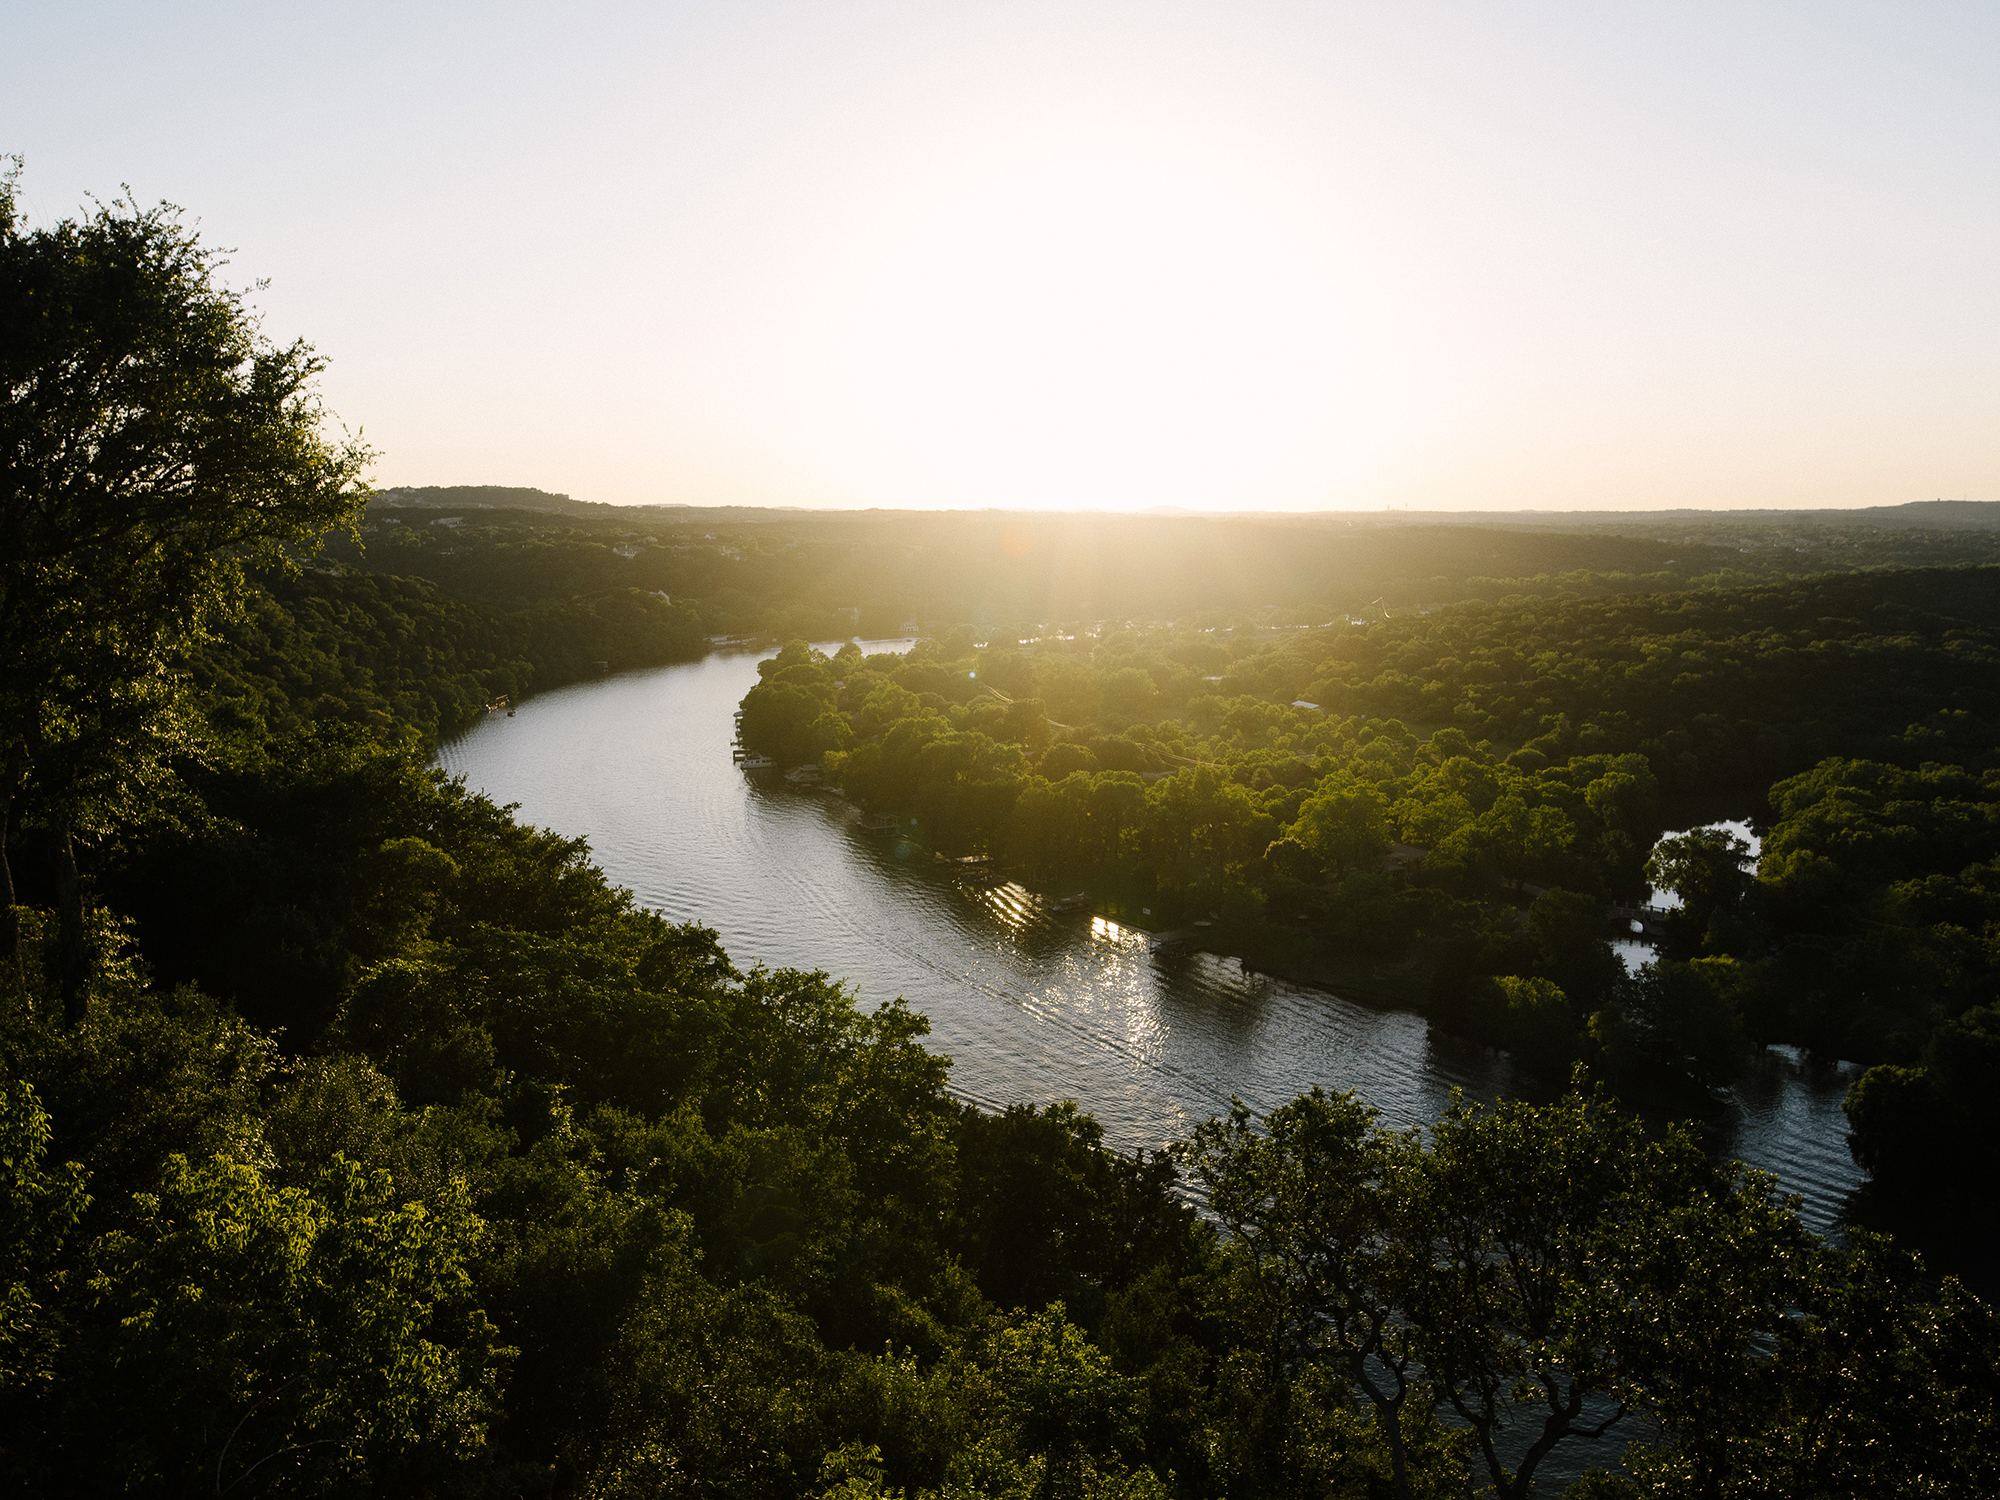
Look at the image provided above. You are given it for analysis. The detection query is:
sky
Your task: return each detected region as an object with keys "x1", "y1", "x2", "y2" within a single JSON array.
[{"x1": 9, "y1": 1, "x2": 1998, "y2": 513}]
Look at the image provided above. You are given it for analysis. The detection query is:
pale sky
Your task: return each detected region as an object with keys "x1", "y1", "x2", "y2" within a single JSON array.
[{"x1": 10, "y1": 1, "x2": 1997, "y2": 512}]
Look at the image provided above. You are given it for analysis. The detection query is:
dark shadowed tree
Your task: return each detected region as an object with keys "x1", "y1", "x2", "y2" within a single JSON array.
[
  {"x1": 0, "y1": 162, "x2": 370, "y2": 1019},
  {"x1": 1176, "y1": 1089, "x2": 1435, "y2": 1500}
]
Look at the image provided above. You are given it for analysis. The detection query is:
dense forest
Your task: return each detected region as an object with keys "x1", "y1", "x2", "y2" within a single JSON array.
[
  {"x1": 740, "y1": 569, "x2": 2000, "y2": 1081},
  {"x1": 6, "y1": 174, "x2": 2000, "y2": 1497},
  {"x1": 9, "y1": 713, "x2": 1999, "y2": 1496},
  {"x1": 191, "y1": 566, "x2": 705, "y2": 750},
  {"x1": 345, "y1": 487, "x2": 2000, "y2": 647}
]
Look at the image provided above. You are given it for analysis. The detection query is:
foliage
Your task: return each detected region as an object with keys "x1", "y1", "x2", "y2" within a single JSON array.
[
  {"x1": 0, "y1": 166, "x2": 377, "y2": 1021},
  {"x1": 64, "y1": 1154, "x2": 505, "y2": 1495},
  {"x1": 345, "y1": 491, "x2": 2000, "y2": 644},
  {"x1": 10, "y1": 189, "x2": 2000, "y2": 1487},
  {"x1": 751, "y1": 566, "x2": 2000, "y2": 1082},
  {"x1": 0, "y1": 1081, "x2": 87, "y2": 1403},
  {"x1": 1175, "y1": 1083, "x2": 1998, "y2": 1500},
  {"x1": 188, "y1": 566, "x2": 705, "y2": 751},
  {"x1": 0, "y1": 655, "x2": 1992, "y2": 1497}
]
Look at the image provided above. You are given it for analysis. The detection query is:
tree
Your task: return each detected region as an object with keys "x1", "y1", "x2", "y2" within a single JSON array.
[
  {"x1": 1525, "y1": 887, "x2": 1624, "y2": 1012},
  {"x1": 60, "y1": 1154, "x2": 505, "y2": 1494},
  {"x1": 1845, "y1": 1005, "x2": 2000, "y2": 1185},
  {"x1": 1605, "y1": 1151, "x2": 1816, "y2": 1498},
  {"x1": 0, "y1": 1082, "x2": 88, "y2": 1404},
  {"x1": 1102, "y1": 667, "x2": 1160, "y2": 719},
  {"x1": 1176, "y1": 1083, "x2": 1878, "y2": 1500},
  {"x1": 1646, "y1": 828, "x2": 1753, "y2": 936},
  {"x1": 1467, "y1": 794, "x2": 1575, "y2": 894},
  {"x1": 1717, "y1": 1233, "x2": 2000, "y2": 1496},
  {"x1": 1482, "y1": 975, "x2": 1581, "y2": 1073},
  {"x1": 1590, "y1": 959, "x2": 1750, "y2": 1092},
  {"x1": 986, "y1": 1305, "x2": 1143, "y2": 1499},
  {"x1": 1413, "y1": 1088, "x2": 1649, "y2": 1500},
  {"x1": 1290, "y1": 780, "x2": 1390, "y2": 879},
  {"x1": 2, "y1": 164, "x2": 371, "y2": 1020},
  {"x1": 1176, "y1": 1089, "x2": 1436, "y2": 1500}
]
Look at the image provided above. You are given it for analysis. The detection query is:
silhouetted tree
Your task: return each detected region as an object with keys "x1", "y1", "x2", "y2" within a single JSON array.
[{"x1": 0, "y1": 163, "x2": 369, "y2": 1018}]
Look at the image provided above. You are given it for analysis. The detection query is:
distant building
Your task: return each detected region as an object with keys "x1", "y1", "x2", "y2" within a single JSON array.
[
  {"x1": 1292, "y1": 701, "x2": 1322, "y2": 711},
  {"x1": 834, "y1": 606, "x2": 860, "y2": 626}
]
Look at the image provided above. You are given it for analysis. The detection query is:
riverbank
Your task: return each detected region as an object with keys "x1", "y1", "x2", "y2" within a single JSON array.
[
  {"x1": 817, "y1": 778, "x2": 1505, "y2": 1012},
  {"x1": 815, "y1": 779, "x2": 1843, "y2": 1132},
  {"x1": 438, "y1": 645, "x2": 1875, "y2": 1254}
]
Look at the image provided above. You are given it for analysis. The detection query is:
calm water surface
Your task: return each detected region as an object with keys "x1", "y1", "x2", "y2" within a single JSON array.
[{"x1": 437, "y1": 644, "x2": 1867, "y2": 1234}]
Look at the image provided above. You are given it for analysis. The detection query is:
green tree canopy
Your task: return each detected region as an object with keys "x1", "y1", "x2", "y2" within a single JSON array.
[
  {"x1": 1, "y1": 164, "x2": 370, "y2": 1017},
  {"x1": 1289, "y1": 779, "x2": 1391, "y2": 879}
]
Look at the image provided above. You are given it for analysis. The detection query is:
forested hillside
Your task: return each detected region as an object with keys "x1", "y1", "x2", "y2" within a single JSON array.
[
  {"x1": 341, "y1": 492, "x2": 2000, "y2": 645},
  {"x1": 2, "y1": 540, "x2": 1991, "y2": 1496},
  {"x1": 12, "y1": 837, "x2": 2000, "y2": 1497},
  {"x1": 7, "y1": 574, "x2": 1996, "y2": 1494},
  {"x1": 189, "y1": 566, "x2": 705, "y2": 749}
]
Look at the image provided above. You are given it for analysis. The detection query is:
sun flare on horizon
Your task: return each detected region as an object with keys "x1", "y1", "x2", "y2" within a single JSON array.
[
  {"x1": 14, "y1": 2, "x2": 1996, "y2": 510},
  {"x1": 796, "y1": 134, "x2": 1404, "y2": 512}
]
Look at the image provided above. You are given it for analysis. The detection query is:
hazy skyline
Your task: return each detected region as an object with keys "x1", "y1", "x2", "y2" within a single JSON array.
[{"x1": 11, "y1": 1, "x2": 1997, "y2": 513}]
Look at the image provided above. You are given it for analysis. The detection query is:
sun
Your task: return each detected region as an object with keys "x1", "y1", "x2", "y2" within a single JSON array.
[{"x1": 806, "y1": 139, "x2": 1390, "y2": 511}]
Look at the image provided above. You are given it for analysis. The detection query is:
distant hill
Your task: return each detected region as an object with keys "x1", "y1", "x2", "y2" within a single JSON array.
[
  {"x1": 373, "y1": 485, "x2": 816, "y2": 526},
  {"x1": 375, "y1": 484, "x2": 628, "y2": 516},
  {"x1": 377, "y1": 487, "x2": 2000, "y2": 532},
  {"x1": 1451, "y1": 499, "x2": 2000, "y2": 532}
]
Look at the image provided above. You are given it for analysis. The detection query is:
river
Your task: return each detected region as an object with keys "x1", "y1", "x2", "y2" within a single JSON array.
[{"x1": 436, "y1": 642, "x2": 1869, "y2": 1236}]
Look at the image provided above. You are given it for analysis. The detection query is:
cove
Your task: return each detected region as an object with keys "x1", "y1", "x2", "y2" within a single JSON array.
[{"x1": 436, "y1": 642, "x2": 1868, "y2": 1234}]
